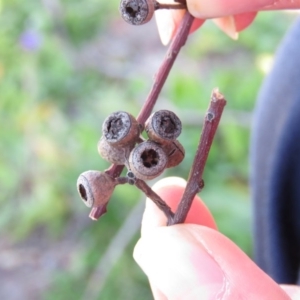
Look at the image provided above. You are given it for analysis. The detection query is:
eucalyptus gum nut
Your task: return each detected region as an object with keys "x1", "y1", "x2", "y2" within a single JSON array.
[
  {"x1": 102, "y1": 111, "x2": 140, "y2": 146},
  {"x1": 162, "y1": 140, "x2": 185, "y2": 168},
  {"x1": 77, "y1": 171, "x2": 116, "y2": 208},
  {"x1": 97, "y1": 137, "x2": 134, "y2": 165},
  {"x1": 145, "y1": 110, "x2": 182, "y2": 144},
  {"x1": 129, "y1": 141, "x2": 167, "y2": 180},
  {"x1": 119, "y1": 0, "x2": 155, "y2": 25}
]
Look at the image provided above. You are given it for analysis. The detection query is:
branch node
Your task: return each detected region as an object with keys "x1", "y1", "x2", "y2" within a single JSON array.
[{"x1": 207, "y1": 112, "x2": 215, "y2": 122}]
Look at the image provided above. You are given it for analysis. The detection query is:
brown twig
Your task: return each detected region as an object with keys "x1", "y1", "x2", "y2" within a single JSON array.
[
  {"x1": 174, "y1": 0, "x2": 187, "y2": 4},
  {"x1": 90, "y1": 11, "x2": 194, "y2": 220},
  {"x1": 135, "y1": 178, "x2": 174, "y2": 223},
  {"x1": 136, "y1": 11, "x2": 194, "y2": 124},
  {"x1": 169, "y1": 89, "x2": 227, "y2": 225},
  {"x1": 156, "y1": 3, "x2": 186, "y2": 10}
]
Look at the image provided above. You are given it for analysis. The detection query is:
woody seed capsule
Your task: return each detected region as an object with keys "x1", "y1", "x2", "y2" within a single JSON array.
[
  {"x1": 119, "y1": 0, "x2": 187, "y2": 25},
  {"x1": 77, "y1": 171, "x2": 116, "y2": 208},
  {"x1": 128, "y1": 141, "x2": 167, "y2": 180},
  {"x1": 102, "y1": 111, "x2": 140, "y2": 146},
  {"x1": 145, "y1": 110, "x2": 182, "y2": 144},
  {"x1": 161, "y1": 140, "x2": 185, "y2": 168},
  {"x1": 97, "y1": 137, "x2": 134, "y2": 165},
  {"x1": 119, "y1": 0, "x2": 155, "y2": 26}
]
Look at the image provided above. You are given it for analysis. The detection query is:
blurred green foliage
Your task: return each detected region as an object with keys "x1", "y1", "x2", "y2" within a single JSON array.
[{"x1": 0, "y1": 0, "x2": 297, "y2": 299}]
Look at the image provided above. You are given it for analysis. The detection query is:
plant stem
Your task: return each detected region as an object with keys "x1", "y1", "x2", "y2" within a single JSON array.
[
  {"x1": 90, "y1": 11, "x2": 194, "y2": 220},
  {"x1": 174, "y1": 0, "x2": 187, "y2": 4},
  {"x1": 169, "y1": 89, "x2": 227, "y2": 225},
  {"x1": 136, "y1": 11, "x2": 194, "y2": 124},
  {"x1": 156, "y1": 4, "x2": 186, "y2": 10},
  {"x1": 135, "y1": 179, "x2": 174, "y2": 223}
]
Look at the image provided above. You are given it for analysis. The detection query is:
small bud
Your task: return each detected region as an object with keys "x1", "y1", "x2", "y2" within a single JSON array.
[
  {"x1": 161, "y1": 140, "x2": 185, "y2": 168},
  {"x1": 97, "y1": 137, "x2": 133, "y2": 165},
  {"x1": 145, "y1": 110, "x2": 182, "y2": 144},
  {"x1": 77, "y1": 171, "x2": 116, "y2": 208},
  {"x1": 126, "y1": 171, "x2": 136, "y2": 185},
  {"x1": 128, "y1": 141, "x2": 167, "y2": 180},
  {"x1": 102, "y1": 111, "x2": 140, "y2": 146},
  {"x1": 119, "y1": 0, "x2": 155, "y2": 26}
]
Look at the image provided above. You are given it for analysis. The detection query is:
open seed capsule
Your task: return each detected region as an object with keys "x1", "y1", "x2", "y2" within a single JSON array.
[
  {"x1": 97, "y1": 137, "x2": 133, "y2": 165},
  {"x1": 128, "y1": 141, "x2": 167, "y2": 180},
  {"x1": 77, "y1": 171, "x2": 116, "y2": 208},
  {"x1": 102, "y1": 111, "x2": 140, "y2": 146},
  {"x1": 145, "y1": 110, "x2": 182, "y2": 144},
  {"x1": 119, "y1": 0, "x2": 155, "y2": 26}
]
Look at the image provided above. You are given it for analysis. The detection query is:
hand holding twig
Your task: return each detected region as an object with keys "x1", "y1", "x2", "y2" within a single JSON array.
[{"x1": 77, "y1": 11, "x2": 227, "y2": 226}]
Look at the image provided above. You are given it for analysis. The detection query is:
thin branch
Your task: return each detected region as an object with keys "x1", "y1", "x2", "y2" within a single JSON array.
[
  {"x1": 136, "y1": 11, "x2": 194, "y2": 124},
  {"x1": 90, "y1": 11, "x2": 194, "y2": 220},
  {"x1": 156, "y1": 4, "x2": 186, "y2": 10},
  {"x1": 169, "y1": 89, "x2": 227, "y2": 225},
  {"x1": 135, "y1": 179, "x2": 174, "y2": 223}
]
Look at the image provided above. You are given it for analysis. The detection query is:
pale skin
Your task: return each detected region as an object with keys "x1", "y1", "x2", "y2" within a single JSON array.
[
  {"x1": 133, "y1": 177, "x2": 300, "y2": 299},
  {"x1": 154, "y1": 0, "x2": 300, "y2": 44}
]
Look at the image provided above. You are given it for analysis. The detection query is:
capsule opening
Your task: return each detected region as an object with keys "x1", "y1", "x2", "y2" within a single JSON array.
[
  {"x1": 160, "y1": 116, "x2": 177, "y2": 134},
  {"x1": 79, "y1": 184, "x2": 88, "y2": 201},
  {"x1": 141, "y1": 149, "x2": 159, "y2": 168},
  {"x1": 125, "y1": 3, "x2": 139, "y2": 18}
]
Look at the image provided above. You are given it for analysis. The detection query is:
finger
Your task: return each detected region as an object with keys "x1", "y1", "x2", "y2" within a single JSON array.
[
  {"x1": 150, "y1": 281, "x2": 168, "y2": 300},
  {"x1": 140, "y1": 176, "x2": 217, "y2": 299},
  {"x1": 262, "y1": 0, "x2": 300, "y2": 11},
  {"x1": 234, "y1": 11, "x2": 258, "y2": 32},
  {"x1": 155, "y1": 9, "x2": 205, "y2": 45},
  {"x1": 134, "y1": 225, "x2": 291, "y2": 299},
  {"x1": 213, "y1": 16, "x2": 239, "y2": 39},
  {"x1": 141, "y1": 177, "x2": 217, "y2": 236},
  {"x1": 280, "y1": 285, "x2": 300, "y2": 299},
  {"x1": 187, "y1": 0, "x2": 274, "y2": 19},
  {"x1": 212, "y1": 12, "x2": 257, "y2": 39}
]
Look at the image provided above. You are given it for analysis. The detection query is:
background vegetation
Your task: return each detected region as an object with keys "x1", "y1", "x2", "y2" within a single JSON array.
[{"x1": 0, "y1": 0, "x2": 298, "y2": 299}]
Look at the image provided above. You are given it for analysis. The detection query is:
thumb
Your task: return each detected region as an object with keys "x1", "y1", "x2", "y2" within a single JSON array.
[
  {"x1": 134, "y1": 225, "x2": 290, "y2": 299},
  {"x1": 134, "y1": 177, "x2": 290, "y2": 299}
]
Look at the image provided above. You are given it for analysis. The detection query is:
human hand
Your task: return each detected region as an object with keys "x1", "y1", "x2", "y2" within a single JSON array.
[
  {"x1": 133, "y1": 177, "x2": 300, "y2": 299},
  {"x1": 155, "y1": 0, "x2": 300, "y2": 44}
]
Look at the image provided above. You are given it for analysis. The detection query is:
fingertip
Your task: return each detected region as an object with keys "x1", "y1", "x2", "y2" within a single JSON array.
[
  {"x1": 135, "y1": 224, "x2": 291, "y2": 300},
  {"x1": 141, "y1": 177, "x2": 187, "y2": 234},
  {"x1": 141, "y1": 177, "x2": 217, "y2": 236},
  {"x1": 190, "y1": 18, "x2": 206, "y2": 34},
  {"x1": 213, "y1": 12, "x2": 257, "y2": 38},
  {"x1": 149, "y1": 282, "x2": 168, "y2": 300},
  {"x1": 234, "y1": 11, "x2": 258, "y2": 32},
  {"x1": 213, "y1": 16, "x2": 239, "y2": 40},
  {"x1": 134, "y1": 226, "x2": 226, "y2": 299},
  {"x1": 280, "y1": 285, "x2": 300, "y2": 299},
  {"x1": 152, "y1": 176, "x2": 187, "y2": 190}
]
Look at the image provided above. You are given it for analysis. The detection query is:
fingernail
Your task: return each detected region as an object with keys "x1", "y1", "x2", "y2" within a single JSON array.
[
  {"x1": 213, "y1": 16, "x2": 239, "y2": 40},
  {"x1": 155, "y1": 10, "x2": 175, "y2": 45}
]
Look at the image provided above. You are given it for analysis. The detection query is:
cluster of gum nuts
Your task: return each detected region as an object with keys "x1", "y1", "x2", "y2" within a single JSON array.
[{"x1": 77, "y1": 110, "x2": 185, "y2": 211}]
